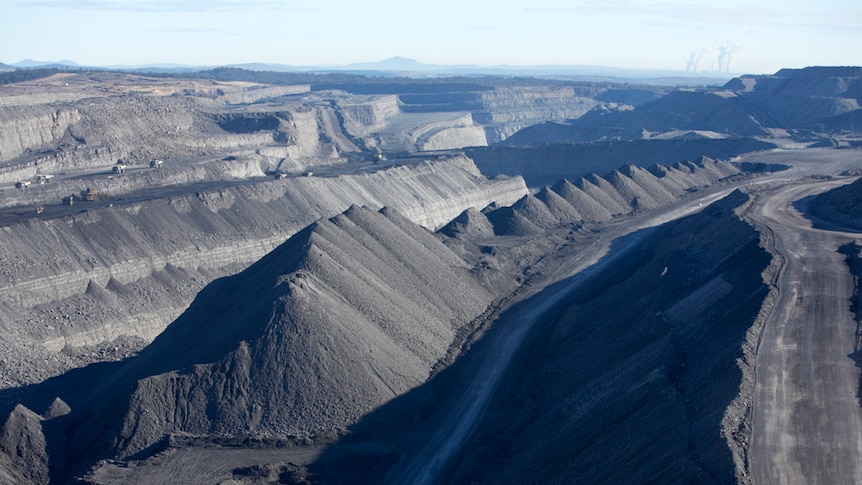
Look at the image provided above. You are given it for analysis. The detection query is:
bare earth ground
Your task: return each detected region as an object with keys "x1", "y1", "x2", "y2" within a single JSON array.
[
  {"x1": 371, "y1": 148, "x2": 862, "y2": 484},
  {"x1": 84, "y1": 447, "x2": 325, "y2": 485},
  {"x1": 747, "y1": 178, "x2": 862, "y2": 485},
  {"x1": 73, "y1": 148, "x2": 862, "y2": 484}
]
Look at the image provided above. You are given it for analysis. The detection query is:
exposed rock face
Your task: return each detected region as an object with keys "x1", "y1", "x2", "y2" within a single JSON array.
[
  {"x1": 0, "y1": 106, "x2": 81, "y2": 163},
  {"x1": 0, "y1": 94, "x2": 351, "y2": 185},
  {"x1": 0, "y1": 156, "x2": 527, "y2": 389},
  {"x1": 474, "y1": 86, "x2": 601, "y2": 142},
  {"x1": 839, "y1": 240, "x2": 862, "y2": 387},
  {"x1": 394, "y1": 85, "x2": 605, "y2": 142},
  {"x1": 421, "y1": 124, "x2": 487, "y2": 151},
  {"x1": 338, "y1": 95, "x2": 400, "y2": 133},
  {"x1": 447, "y1": 190, "x2": 771, "y2": 484},
  {"x1": 219, "y1": 84, "x2": 311, "y2": 105},
  {"x1": 61, "y1": 205, "x2": 500, "y2": 464}
]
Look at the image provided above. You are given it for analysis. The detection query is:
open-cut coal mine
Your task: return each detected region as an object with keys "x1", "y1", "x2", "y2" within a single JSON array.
[{"x1": 1, "y1": 65, "x2": 861, "y2": 484}]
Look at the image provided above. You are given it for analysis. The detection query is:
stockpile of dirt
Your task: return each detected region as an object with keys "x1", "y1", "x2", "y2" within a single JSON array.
[
  {"x1": 534, "y1": 186, "x2": 583, "y2": 222},
  {"x1": 550, "y1": 179, "x2": 613, "y2": 221},
  {"x1": 438, "y1": 207, "x2": 496, "y2": 239},
  {"x1": 40, "y1": 205, "x2": 503, "y2": 476},
  {"x1": 0, "y1": 404, "x2": 49, "y2": 485},
  {"x1": 469, "y1": 138, "x2": 773, "y2": 186},
  {"x1": 477, "y1": 156, "x2": 741, "y2": 236},
  {"x1": 0, "y1": 156, "x2": 527, "y2": 391},
  {"x1": 0, "y1": 152, "x2": 764, "y2": 483}
]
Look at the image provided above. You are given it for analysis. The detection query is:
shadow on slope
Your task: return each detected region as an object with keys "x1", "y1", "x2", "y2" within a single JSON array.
[
  {"x1": 2, "y1": 204, "x2": 501, "y2": 483},
  {"x1": 839, "y1": 241, "x2": 862, "y2": 408},
  {"x1": 805, "y1": 177, "x2": 862, "y2": 231},
  {"x1": 305, "y1": 190, "x2": 772, "y2": 484}
]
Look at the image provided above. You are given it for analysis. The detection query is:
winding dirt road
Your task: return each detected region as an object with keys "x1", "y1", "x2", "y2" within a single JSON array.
[
  {"x1": 748, "y1": 178, "x2": 862, "y2": 484},
  {"x1": 383, "y1": 148, "x2": 862, "y2": 484}
]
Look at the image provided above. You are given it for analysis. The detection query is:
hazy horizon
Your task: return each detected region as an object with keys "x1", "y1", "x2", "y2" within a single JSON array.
[{"x1": 2, "y1": 0, "x2": 860, "y2": 76}]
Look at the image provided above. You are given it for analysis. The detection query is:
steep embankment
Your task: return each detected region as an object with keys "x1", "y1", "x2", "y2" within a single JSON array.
[
  {"x1": 0, "y1": 85, "x2": 360, "y2": 185},
  {"x1": 468, "y1": 138, "x2": 775, "y2": 186},
  {"x1": 366, "y1": 84, "x2": 607, "y2": 144},
  {"x1": 839, "y1": 241, "x2": 862, "y2": 370},
  {"x1": 0, "y1": 105, "x2": 81, "y2": 164},
  {"x1": 472, "y1": 86, "x2": 602, "y2": 142},
  {"x1": 446, "y1": 190, "x2": 771, "y2": 484},
  {"x1": 0, "y1": 156, "x2": 527, "y2": 389},
  {"x1": 0, "y1": 73, "x2": 378, "y2": 183}
]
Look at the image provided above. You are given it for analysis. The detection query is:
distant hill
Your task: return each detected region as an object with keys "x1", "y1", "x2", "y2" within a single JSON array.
[
  {"x1": 346, "y1": 56, "x2": 431, "y2": 71},
  {"x1": 11, "y1": 59, "x2": 82, "y2": 69},
  {"x1": 2, "y1": 57, "x2": 735, "y2": 85}
]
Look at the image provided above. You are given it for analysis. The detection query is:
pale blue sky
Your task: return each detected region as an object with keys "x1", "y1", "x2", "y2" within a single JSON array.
[{"x1": 2, "y1": 0, "x2": 860, "y2": 74}]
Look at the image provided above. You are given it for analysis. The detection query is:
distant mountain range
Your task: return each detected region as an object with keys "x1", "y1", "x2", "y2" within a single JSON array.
[{"x1": 2, "y1": 56, "x2": 737, "y2": 84}]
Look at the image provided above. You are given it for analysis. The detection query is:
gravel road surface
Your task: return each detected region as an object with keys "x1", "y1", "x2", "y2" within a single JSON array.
[{"x1": 749, "y1": 178, "x2": 862, "y2": 485}]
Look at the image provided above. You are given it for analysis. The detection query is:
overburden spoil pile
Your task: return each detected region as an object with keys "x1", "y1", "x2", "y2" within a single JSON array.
[
  {"x1": 467, "y1": 138, "x2": 770, "y2": 186},
  {"x1": 0, "y1": 156, "x2": 527, "y2": 390},
  {"x1": 444, "y1": 157, "x2": 741, "y2": 238},
  {"x1": 0, "y1": 205, "x2": 509, "y2": 482},
  {"x1": 0, "y1": 154, "x2": 767, "y2": 483}
]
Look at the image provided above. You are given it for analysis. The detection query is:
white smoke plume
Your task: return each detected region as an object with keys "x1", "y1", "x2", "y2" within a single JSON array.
[
  {"x1": 686, "y1": 48, "x2": 712, "y2": 72},
  {"x1": 687, "y1": 42, "x2": 741, "y2": 73},
  {"x1": 718, "y1": 42, "x2": 741, "y2": 73}
]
